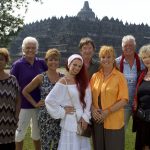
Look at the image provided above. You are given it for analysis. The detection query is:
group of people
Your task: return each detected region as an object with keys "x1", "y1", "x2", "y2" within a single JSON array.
[{"x1": 0, "y1": 34, "x2": 150, "y2": 150}]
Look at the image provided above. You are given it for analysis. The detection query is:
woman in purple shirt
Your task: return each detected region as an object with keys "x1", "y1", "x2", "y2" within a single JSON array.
[{"x1": 10, "y1": 36, "x2": 47, "y2": 150}]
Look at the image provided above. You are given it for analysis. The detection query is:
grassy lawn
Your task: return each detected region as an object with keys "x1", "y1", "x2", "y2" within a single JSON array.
[{"x1": 23, "y1": 119, "x2": 135, "y2": 150}]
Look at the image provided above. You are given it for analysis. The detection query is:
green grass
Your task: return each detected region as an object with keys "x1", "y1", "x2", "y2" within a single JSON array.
[
  {"x1": 23, "y1": 119, "x2": 135, "y2": 150},
  {"x1": 125, "y1": 119, "x2": 136, "y2": 150}
]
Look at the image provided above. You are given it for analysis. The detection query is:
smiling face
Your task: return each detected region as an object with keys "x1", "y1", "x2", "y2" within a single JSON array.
[
  {"x1": 80, "y1": 43, "x2": 94, "y2": 60},
  {"x1": 23, "y1": 42, "x2": 37, "y2": 59},
  {"x1": 46, "y1": 56, "x2": 59, "y2": 71},
  {"x1": 100, "y1": 54, "x2": 114, "y2": 69},
  {"x1": 122, "y1": 40, "x2": 135, "y2": 57},
  {"x1": 141, "y1": 53, "x2": 150, "y2": 69},
  {"x1": 99, "y1": 46, "x2": 115, "y2": 70},
  {"x1": 68, "y1": 58, "x2": 83, "y2": 76}
]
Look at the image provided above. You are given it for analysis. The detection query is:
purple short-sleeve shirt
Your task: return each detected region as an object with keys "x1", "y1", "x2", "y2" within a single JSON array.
[{"x1": 10, "y1": 57, "x2": 47, "y2": 109}]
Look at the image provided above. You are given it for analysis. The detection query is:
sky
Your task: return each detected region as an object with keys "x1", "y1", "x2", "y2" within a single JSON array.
[{"x1": 23, "y1": 0, "x2": 150, "y2": 26}]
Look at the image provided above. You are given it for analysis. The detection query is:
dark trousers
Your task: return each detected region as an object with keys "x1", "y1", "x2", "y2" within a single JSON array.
[
  {"x1": 92, "y1": 120, "x2": 125, "y2": 150},
  {"x1": 0, "y1": 142, "x2": 15, "y2": 150}
]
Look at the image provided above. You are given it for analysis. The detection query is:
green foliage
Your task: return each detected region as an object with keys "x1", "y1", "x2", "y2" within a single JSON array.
[{"x1": 0, "y1": 0, "x2": 41, "y2": 47}]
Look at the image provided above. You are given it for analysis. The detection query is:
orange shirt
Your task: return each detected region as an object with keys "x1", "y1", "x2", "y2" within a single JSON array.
[{"x1": 90, "y1": 68, "x2": 128, "y2": 129}]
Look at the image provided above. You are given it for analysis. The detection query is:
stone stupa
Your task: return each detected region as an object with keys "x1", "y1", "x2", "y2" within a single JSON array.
[{"x1": 77, "y1": 1, "x2": 95, "y2": 21}]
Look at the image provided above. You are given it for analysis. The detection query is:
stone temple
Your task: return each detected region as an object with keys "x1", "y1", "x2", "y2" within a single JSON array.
[{"x1": 77, "y1": 1, "x2": 95, "y2": 21}]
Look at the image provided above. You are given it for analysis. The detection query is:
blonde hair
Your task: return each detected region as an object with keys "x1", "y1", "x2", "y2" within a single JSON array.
[
  {"x1": 99, "y1": 45, "x2": 118, "y2": 69},
  {"x1": 45, "y1": 48, "x2": 60, "y2": 61},
  {"x1": 0, "y1": 48, "x2": 10, "y2": 63},
  {"x1": 139, "y1": 44, "x2": 150, "y2": 59},
  {"x1": 99, "y1": 45, "x2": 115, "y2": 58}
]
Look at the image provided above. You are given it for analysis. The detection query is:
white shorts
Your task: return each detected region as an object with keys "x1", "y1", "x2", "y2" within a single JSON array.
[{"x1": 15, "y1": 109, "x2": 40, "y2": 142}]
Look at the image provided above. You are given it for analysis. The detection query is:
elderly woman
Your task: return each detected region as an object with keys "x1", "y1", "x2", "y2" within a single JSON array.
[
  {"x1": 10, "y1": 37, "x2": 47, "y2": 150},
  {"x1": 22, "y1": 48, "x2": 63, "y2": 150},
  {"x1": 116, "y1": 35, "x2": 144, "y2": 128},
  {"x1": 91, "y1": 46, "x2": 128, "y2": 150},
  {"x1": 0, "y1": 48, "x2": 20, "y2": 150},
  {"x1": 133, "y1": 44, "x2": 150, "y2": 150},
  {"x1": 45, "y1": 54, "x2": 92, "y2": 150}
]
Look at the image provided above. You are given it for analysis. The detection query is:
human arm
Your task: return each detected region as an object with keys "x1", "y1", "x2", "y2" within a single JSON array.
[
  {"x1": 98, "y1": 73, "x2": 128, "y2": 123},
  {"x1": 22, "y1": 74, "x2": 44, "y2": 108},
  {"x1": 45, "y1": 80, "x2": 75, "y2": 119},
  {"x1": 99, "y1": 99, "x2": 127, "y2": 123},
  {"x1": 15, "y1": 93, "x2": 21, "y2": 122},
  {"x1": 79, "y1": 85, "x2": 92, "y2": 129},
  {"x1": 81, "y1": 85, "x2": 92, "y2": 123}
]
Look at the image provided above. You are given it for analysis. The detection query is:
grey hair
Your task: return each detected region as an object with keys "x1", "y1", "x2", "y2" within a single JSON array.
[
  {"x1": 122, "y1": 35, "x2": 136, "y2": 48},
  {"x1": 139, "y1": 44, "x2": 150, "y2": 59},
  {"x1": 22, "y1": 36, "x2": 39, "y2": 55}
]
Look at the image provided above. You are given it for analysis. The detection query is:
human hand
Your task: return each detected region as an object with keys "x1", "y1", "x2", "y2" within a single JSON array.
[
  {"x1": 35, "y1": 100, "x2": 45, "y2": 108},
  {"x1": 64, "y1": 106, "x2": 75, "y2": 114},
  {"x1": 97, "y1": 109, "x2": 109, "y2": 123},
  {"x1": 92, "y1": 107, "x2": 102, "y2": 123}
]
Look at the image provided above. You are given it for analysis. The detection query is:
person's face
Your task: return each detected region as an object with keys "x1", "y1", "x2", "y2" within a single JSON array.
[
  {"x1": 23, "y1": 42, "x2": 37, "y2": 59},
  {"x1": 0, "y1": 55, "x2": 7, "y2": 70},
  {"x1": 122, "y1": 40, "x2": 135, "y2": 57},
  {"x1": 100, "y1": 53, "x2": 114, "y2": 69},
  {"x1": 47, "y1": 56, "x2": 59, "y2": 71},
  {"x1": 80, "y1": 43, "x2": 94, "y2": 60},
  {"x1": 141, "y1": 53, "x2": 150, "y2": 69},
  {"x1": 69, "y1": 59, "x2": 83, "y2": 76}
]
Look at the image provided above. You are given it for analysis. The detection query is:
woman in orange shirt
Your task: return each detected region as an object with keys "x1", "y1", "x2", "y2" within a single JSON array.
[{"x1": 90, "y1": 45, "x2": 128, "y2": 150}]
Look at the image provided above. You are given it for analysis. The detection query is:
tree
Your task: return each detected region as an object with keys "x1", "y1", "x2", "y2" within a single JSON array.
[{"x1": 0, "y1": 0, "x2": 41, "y2": 47}]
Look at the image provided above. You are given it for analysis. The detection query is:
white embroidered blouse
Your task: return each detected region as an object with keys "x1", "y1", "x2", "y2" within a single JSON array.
[{"x1": 45, "y1": 82, "x2": 92, "y2": 132}]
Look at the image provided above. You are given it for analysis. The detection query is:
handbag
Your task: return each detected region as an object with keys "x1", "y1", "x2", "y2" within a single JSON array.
[
  {"x1": 136, "y1": 107, "x2": 150, "y2": 122},
  {"x1": 76, "y1": 121, "x2": 92, "y2": 137},
  {"x1": 64, "y1": 78, "x2": 92, "y2": 137}
]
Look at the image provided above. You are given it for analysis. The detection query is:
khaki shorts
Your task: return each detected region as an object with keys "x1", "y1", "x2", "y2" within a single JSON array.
[{"x1": 15, "y1": 109, "x2": 40, "y2": 142}]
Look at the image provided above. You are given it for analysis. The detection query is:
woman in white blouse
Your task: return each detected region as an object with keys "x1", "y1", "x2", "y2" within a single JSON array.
[{"x1": 45, "y1": 54, "x2": 92, "y2": 150}]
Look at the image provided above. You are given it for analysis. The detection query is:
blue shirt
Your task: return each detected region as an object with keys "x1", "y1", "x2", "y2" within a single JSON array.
[
  {"x1": 10, "y1": 57, "x2": 47, "y2": 109},
  {"x1": 116, "y1": 56, "x2": 144, "y2": 109}
]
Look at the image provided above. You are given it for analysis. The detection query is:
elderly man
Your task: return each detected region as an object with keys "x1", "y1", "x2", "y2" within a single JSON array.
[
  {"x1": 116, "y1": 35, "x2": 144, "y2": 128},
  {"x1": 10, "y1": 36, "x2": 47, "y2": 150}
]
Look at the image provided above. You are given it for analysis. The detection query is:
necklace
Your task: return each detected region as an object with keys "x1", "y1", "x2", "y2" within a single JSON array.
[{"x1": 47, "y1": 72, "x2": 60, "y2": 84}]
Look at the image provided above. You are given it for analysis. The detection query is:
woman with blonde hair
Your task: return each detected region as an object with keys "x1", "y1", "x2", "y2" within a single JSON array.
[
  {"x1": 90, "y1": 45, "x2": 128, "y2": 150},
  {"x1": 133, "y1": 44, "x2": 150, "y2": 150},
  {"x1": 23, "y1": 48, "x2": 63, "y2": 150}
]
